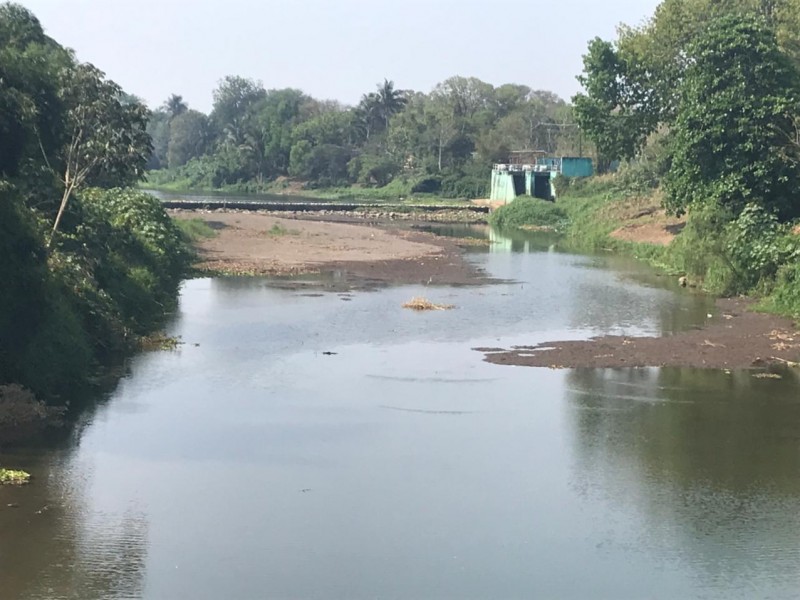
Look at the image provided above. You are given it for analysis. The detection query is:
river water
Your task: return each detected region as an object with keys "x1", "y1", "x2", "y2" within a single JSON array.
[{"x1": 2, "y1": 229, "x2": 800, "y2": 599}]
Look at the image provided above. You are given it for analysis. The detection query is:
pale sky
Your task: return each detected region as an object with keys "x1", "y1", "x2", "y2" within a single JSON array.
[{"x1": 17, "y1": 0, "x2": 661, "y2": 112}]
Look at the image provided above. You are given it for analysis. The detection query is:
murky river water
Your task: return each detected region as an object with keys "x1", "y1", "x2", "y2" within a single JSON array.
[{"x1": 2, "y1": 229, "x2": 800, "y2": 599}]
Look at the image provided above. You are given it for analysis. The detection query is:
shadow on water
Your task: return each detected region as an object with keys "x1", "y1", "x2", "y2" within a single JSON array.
[
  {"x1": 0, "y1": 360, "x2": 151, "y2": 600},
  {"x1": 565, "y1": 367, "x2": 800, "y2": 595}
]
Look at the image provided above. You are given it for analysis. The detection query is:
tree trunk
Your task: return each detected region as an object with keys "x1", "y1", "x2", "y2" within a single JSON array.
[{"x1": 48, "y1": 184, "x2": 73, "y2": 248}]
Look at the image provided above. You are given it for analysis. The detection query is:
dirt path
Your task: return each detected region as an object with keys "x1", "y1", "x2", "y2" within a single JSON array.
[
  {"x1": 479, "y1": 298, "x2": 800, "y2": 370},
  {"x1": 171, "y1": 210, "x2": 487, "y2": 287}
]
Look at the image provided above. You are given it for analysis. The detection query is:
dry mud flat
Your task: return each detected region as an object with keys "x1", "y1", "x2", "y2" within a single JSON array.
[
  {"x1": 170, "y1": 210, "x2": 488, "y2": 287},
  {"x1": 480, "y1": 298, "x2": 800, "y2": 370}
]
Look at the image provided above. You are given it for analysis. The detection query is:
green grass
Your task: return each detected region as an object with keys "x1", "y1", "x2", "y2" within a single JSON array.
[
  {"x1": 174, "y1": 218, "x2": 217, "y2": 241},
  {"x1": 266, "y1": 223, "x2": 299, "y2": 236}
]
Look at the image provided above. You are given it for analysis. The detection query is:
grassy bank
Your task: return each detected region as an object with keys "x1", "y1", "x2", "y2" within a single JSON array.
[
  {"x1": 490, "y1": 177, "x2": 800, "y2": 319},
  {"x1": 144, "y1": 171, "x2": 478, "y2": 206}
]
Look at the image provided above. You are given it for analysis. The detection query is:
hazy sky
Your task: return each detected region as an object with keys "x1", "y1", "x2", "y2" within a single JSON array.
[{"x1": 18, "y1": 0, "x2": 661, "y2": 112}]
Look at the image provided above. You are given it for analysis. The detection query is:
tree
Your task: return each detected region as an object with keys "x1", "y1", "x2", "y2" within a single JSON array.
[
  {"x1": 664, "y1": 14, "x2": 800, "y2": 221},
  {"x1": 374, "y1": 79, "x2": 407, "y2": 129},
  {"x1": 163, "y1": 94, "x2": 187, "y2": 120},
  {"x1": 0, "y1": 3, "x2": 68, "y2": 179},
  {"x1": 248, "y1": 88, "x2": 309, "y2": 177},
  {"x1": 572, "y1": 38, "x2": 657, "y2": 167},
  {"x1": 0, "y1": 2, "x2": 45, "y2": 47},
  {"x1": 49, "y1": 63, "x2": 151, "y2": 244},
  {"x1": 210, "y1": 76, "x2": 266, "y2": 147},
  {"x1": 146, "y1": 109, "x2": 170, "y2": 169},
  {"x1": 167, "y1": 109, "x2": 210, "y2": 168}
]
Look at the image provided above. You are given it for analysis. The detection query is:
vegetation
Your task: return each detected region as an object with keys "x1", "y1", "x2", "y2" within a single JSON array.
[
  {"x1": 402, "y1": 297, "x2": 455, "y2": 311},
  {"x1": 550, "y1": 6, "x2": 800, "y2": 318},
  {"x1": 145, "y1": 77, "x2": 582, "y2": 198},
  {"x1": 0, "y1": 469, "x2": 30, "y2": 485},
  {"x1": 0, "y1": 3, "x2": 191, "y2": 405},
  {"x1": 489, "y1": 197, "x2": 568, "y2": 230},
  {"x1": 174, "y1": 218, "x2": 218, "y2": 241},
  {"x1": 265, "y1": 223, "x2": 298, "y2": 237}
]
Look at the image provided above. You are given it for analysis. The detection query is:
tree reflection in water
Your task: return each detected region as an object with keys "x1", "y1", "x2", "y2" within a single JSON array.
[{"x1": 565, "y1": 367, "x2": 800, "y2": 592}]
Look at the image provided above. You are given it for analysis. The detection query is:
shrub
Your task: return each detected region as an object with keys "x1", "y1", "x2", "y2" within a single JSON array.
[{"x1": 489, "y1": 197, "x2": 568, "y2": 230}]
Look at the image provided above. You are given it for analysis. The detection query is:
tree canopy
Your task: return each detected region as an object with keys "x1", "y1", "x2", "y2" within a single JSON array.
[
  {"x1": 147, "y1": 75, "x2": 580, "y2": 195},
  {"x1": 664, "y1": 13, "x2": 800, "y2": 220}
]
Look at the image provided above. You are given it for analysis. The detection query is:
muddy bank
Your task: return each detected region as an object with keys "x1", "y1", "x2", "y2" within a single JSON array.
[
  {"x1": 480, "y1": 298, "x2": 800, "y2": 370},
  {"x1": 171, "y1": 209, "x2": 490, "y2": 288}
]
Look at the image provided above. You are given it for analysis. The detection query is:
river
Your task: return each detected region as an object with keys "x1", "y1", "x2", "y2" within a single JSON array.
[{"x1": 2, "y1": 228, "x2": 799, "y2": 599}]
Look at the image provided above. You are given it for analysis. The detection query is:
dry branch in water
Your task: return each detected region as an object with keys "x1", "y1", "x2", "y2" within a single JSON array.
[{"x1": 402, "y1": 296, "x2": 455, "y2": 311}]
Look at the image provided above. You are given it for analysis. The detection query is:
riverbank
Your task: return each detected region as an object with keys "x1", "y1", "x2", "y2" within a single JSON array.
[
  {"x1": 480, "y1": 297, "x2": 800, "y2": 370},
  {"x1": 174, "y1": 207, "x2": 800, "y2": 371},
  {"x1": 486, "y1": 179, "x2": 800, "y2": 370},
  {"x1": 170, "y1": 209, "x2": 489, "y2": 288}
]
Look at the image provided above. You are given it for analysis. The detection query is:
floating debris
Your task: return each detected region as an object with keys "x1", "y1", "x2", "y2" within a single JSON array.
[
  {"x1": 402, "y1": 297, "x2": 455, "y2": 311},
  {"x1": 0, "y1": 469, "x2": 31, "y2": 486},
  {"x1": 753, "y1": 373, "x2": 782, "y2": 379},
  {"x1": 138, "y1": 332, "x2": 181, "y2": 351}
]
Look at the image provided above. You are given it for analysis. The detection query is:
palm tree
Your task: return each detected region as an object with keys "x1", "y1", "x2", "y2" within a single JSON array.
[
  {"x1": 163, "y1": 94, "x2": 187, "y2": 121},
  {"x1": 357, "y1": 92, "x2": 381, "y2": 140},
  {"x1": 375, "y1": 79, "x2": 407, "y2": 129}
]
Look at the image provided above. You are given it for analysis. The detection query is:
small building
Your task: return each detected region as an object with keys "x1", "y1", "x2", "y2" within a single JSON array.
[{"x1": 489, "y1": 155, "x2": 593, "y2": 204}]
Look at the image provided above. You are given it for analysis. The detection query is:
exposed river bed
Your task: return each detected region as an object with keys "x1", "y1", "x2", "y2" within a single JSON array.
[{"x1": 2, "y1": 229, "x2": 799, "y2": 599}]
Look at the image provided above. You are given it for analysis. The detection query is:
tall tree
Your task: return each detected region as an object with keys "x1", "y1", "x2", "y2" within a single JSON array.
[
  {"x1": 167, "y1": 109, "x2": 209, "y2": 168},
  {"x1": 163, "y1": 94, "x2": 188, "y2": 121},
  {"x1": 664, "y1": 14, "x2": 800, "y2": 220},
  {"x1": 572, "y1": 38, "x2": 657, "y2": 167},
  {"x1": 49, "y1": 63, "x2": 151, "y2": 243},
  {"x1": 210, "y1": 76, "x2": 266, "y2": 147},
  {"x1": 374, "y1": 79, "x2": 407, "y2": 129}
]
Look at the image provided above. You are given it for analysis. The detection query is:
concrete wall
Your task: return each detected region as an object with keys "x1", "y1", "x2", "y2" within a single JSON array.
[{"x1": 490, "y1": 170, "x2": 519, "y2": 203}]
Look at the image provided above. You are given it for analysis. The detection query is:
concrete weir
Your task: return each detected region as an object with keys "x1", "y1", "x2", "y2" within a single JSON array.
[{"x1": 158, "y1": 198, "x2": 490, "y2": 213}]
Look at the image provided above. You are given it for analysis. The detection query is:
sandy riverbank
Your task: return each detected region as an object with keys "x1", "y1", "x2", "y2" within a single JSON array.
[{"x1": 170, "y1": 209, "x2": 489, "y2": 288}]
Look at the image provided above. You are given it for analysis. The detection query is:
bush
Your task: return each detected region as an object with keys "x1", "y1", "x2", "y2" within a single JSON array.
[
  {"x1": 0, "y1": 186, "x2": 94, "y2": 400},
  {"x1": 489, "y1": 197, "x2": 568, "y2": 230},
  {"x1": 667, "y1": 203, "x2": 800, "y2": 295},
  {"x1": 763, "y1": 261, "x2": 800, "y2": 317}
]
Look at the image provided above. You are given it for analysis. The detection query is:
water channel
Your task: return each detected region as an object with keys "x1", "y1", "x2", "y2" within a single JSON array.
[{"x1": 2, "y1": 228, "x2": 799, "y2": 599}]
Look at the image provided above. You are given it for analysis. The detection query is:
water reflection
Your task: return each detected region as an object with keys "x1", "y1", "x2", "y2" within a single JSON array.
[
  {"x1": 566, "y1": 367, "x2": 800, "y2": 595},
  {"x1": 2, "y1": 223, "x2": 798, "y2": 598},
  {"x1": 0, "y1": 449, "x2": 148, "y2": 600}
]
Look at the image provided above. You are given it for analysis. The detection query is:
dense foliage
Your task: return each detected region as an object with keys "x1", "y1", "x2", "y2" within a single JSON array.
[
  {"x1": 0, "y1": 3, "x2": 190, "y2": 402},
  {"x1": 489, "y1": 198, "x2": 568, "y2": 230},
  {"x1": 566, "y1": 5, "x2": 800, "y2": 315},
  {"x1": 146, "y1": 78, "x2": 583, "y2": 196},
  {"x1": 573, "y1": 0, "x2": 800, "y2": 169},
  {"x1": 664, "y1": 15, "x2": 800, "y2": 221}
]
